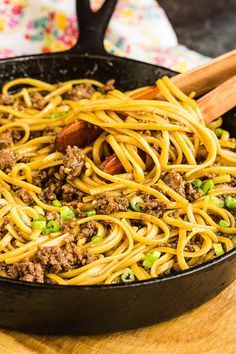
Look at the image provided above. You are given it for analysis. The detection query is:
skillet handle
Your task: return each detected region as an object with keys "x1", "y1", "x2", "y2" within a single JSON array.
[{"x1": 70, "y1": 0, "x2": 117, "y2": 55}]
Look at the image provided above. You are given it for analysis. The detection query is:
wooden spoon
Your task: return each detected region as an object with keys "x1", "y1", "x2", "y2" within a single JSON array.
[
  {"x1": 131, "y1": 49, "x2": 236, "y2": 100},
  {"x1": 197, "y1": 75, "x2": 236, "y2": 124}
]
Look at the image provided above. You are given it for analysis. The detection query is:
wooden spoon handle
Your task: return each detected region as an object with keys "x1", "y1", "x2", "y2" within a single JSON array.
[
  {"x1": 131, "y1": 49, "x2": 236, "y2": 100},
  {"x1": 197, "y1": 75, "x2": 236, "y2": 124}
]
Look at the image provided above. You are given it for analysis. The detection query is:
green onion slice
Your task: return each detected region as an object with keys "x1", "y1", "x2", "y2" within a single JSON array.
[
  {"x1": 49, "y1": 112, "x2": 67, "y2": 118},
  {"x1": 60, "y1": 206, "x2": 75, "y2": 221},
  {"x1": 33, "y1": 205, "x2": 45, "y2": 216},
  {"x1": 33, "y1": 219, "x2": 46, "y2": 231},
  {"x1": 218, "y1": 219, "x2": 230, "y2": 228},
  {"x1": 45, "y1": 220, "x2": 61, "y2": 234},
  {"x1": 213, "y1": 243, "x2": 224, "y2": 256},
  {"x1": 130, "y1": 196, "x2": 143, "y2": 211},
  {"x1": 91, "y1": 235, "x2": 103, "y2": 243},
  {"x1": 191, "y1": 179, "x2": 202, "y2": 189},
  {"x1": 214, "y1": 128, "x2": 223, "y2": 137},
  {"x1": 86, "y1": 209, "x2": 97, "y2": 217},
  {"x1": 201, "y1": 180, "x2": 214, "y2": 194},
  {"x1": 121, "y1": 268, "x2": 135, "y2": 283},
  {"x1": 52, "y1": 199, "x2": 62, "y2": 207},
  {"x1": 225, "y1": 196, "x2": 236, "y2": 210},
  {"x1": 209, "y1": 195, "x2": 224, "y2": 208},
  {"x1": 143, "y1": 251, "x2": 161, "y2": 268}
]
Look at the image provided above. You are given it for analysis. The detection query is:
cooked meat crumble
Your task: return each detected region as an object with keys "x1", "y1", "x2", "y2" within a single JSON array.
[
  {"x1": 0, "y1": 130, "x2": 12, "y2": 149},
  {"x1": 16, "y1": 188, "x2": 33, "y2": 204},
  {"x1": 30, "y1": 92, "x2": 47, "y2": 110},
  {"x1": 79, "y1": 221, "x2": 98, "y2": 239},
  {"x1": 163, "y1": 170, "x2": 203, "y2": 201},
  {"x1": 60, "y1": 145, "x2": 85, "y2": 180},
  {"x1": 93, "y1": 193, "x2": 129, "y2": 214},
  {"x1": 0, "y1": 94, "x2": 14, "y2": 106},
  {"x1": 1, "y1": 239, "x2": 94, "y2": 283},
  {"x1": 64, "y1": 84, "x2": 95, "y2": 101},
  {"x1": 0, "y1": 149, "x2": 17, "y2": 173},
  {"x1": 140, "y1": 193, "x2": 167, "y2": 216}
]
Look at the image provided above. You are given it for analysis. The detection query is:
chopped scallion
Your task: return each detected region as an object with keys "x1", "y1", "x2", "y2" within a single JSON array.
[
  {"x1": 60, "y1": 206, "x2": 75, "y2": 221},
  {"x1": 33, "y1": 205, "x2": 45, "y2": 216},
  {"x1": 33, "y1": 219, "x2": 46, "y2": 231},
  {"x1": 209, "y1": 195, "x2": 224, "y2": 208},
  {"x1": 52, "y1": 199, "x2": 62, "y2": 207},
  {"x1": 92, "y1": 235, "x2": 103, "y2": 243},
  {"x1": 225, "y1": 196, "x2": 236, "y2": 210},
  {"x1": 143, "y1": 251, "x2": 161, "y2": 268},
  {"x1": 201, "y1": 180, "x2": 214, "y2": 194},
  {"x1": 45, "y1": 220, "x2": 61, "y2": 234},
  {"x1": 121, "y1": 268, "x2": 135, "y2": 283},
  {"x1": 214, "y1": 128, "x2": 223, "y2": 137},
  {"x1": 218, "y1": 219, "x2": 230, "y2": 228},
  {"x1": 191, "y1": 179, "x2": 202, "y2": 189},
  {"x1": 213, "y1": 243, "x2": 224, "y2": 256},
  {"x1": 86, "y1": 209, "x2": 96, "y2": 217},
  {"x1": 130, "y1": 196, "x2": 143, "y2": 211},
  {"x1": 49, "y1": 112, "x2": 66, "y2": 118}
]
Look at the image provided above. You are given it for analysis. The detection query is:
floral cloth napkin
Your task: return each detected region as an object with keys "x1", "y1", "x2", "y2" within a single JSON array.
[{"x1": 0, "y1": 0, "x2": 209, "y2": 72}]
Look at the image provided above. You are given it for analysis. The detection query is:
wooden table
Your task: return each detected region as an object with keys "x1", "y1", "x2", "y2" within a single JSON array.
[{"x1": 0, "y1": 281, "x2": 235, "y2": 354}]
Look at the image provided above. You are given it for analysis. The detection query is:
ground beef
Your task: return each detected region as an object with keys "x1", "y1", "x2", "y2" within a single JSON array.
[
  {"x1": 62, "y1": 219, "x2": 80, "y2": 237},
  {"x1": 163, "y1": 170, "x2": 186, "y2": 197},
  {"x1": 39, "y1": 173, "x2": 84, "y2": 204},
  {"x1": 162, "y1": 170, "x2": 202, "y2": 202},
  {"x1": 60, "y1": 146, "x2": 85, "y2": 180},
  {"x1": 64, "y1": 84, "x2": 95, "y2": 101},
  {"x1": 0, "y1": 130, "x2": 13, "y2": 150},
  {"x1": 169, "y1": 210, "x2": 180, "y2": 218},
  {"x1": 140, "y1": 193, "x2": 167, "y2": 217},
  {"x1": 39, "y1": 177, "x2": 62, "y2": 202},
  {"x1": 158, "y1": 242, "x2": 177, "y2": 248},
  {"x1": 184, "y1": 245, "x2": 195, "y2": 252},
  {"x1": 32, "y1": 170, "x2": 48, "y2": 187},
  {"x1": 61, "y1": 183, "x2": 84, "y2": 202},
  {"x1": 0, "y1": 218, "x2": 9, "y2": 240},
  {"x1": 30, "y1": 92, "x2": 47, "y2": 110},
  {"x1": 0, "y1": 149, "x2": 16, "y2": 172},
  {"x1": 46, "y1": 210, "x2": 62, "y2": 223},
  {"x1": 196, "y1": 148, "x2": 208, "y2": 163},
  {"x1": 230, "y1": 176, "x2": 236, "y2": 187},
  {"x1": 1, "y1": 240, "x2": 94, "y2": 283},
  {"x1": 0, "y1": 94, "x2": 14, "y2": 105},
  {"x1": 94, "y1": 193, "x2": 129, "y2": 214},
  {"x1": 16, "y1": 188, "x2": 33, "y2": 204},
  {"x1": 12, "y1": 130, "x2": 23, "y2": 143},
  {"x1": 79, "y1": 221, "x2": 98, "y2": 239},
  {"x1": 35, "y1": 241, "x2": 94, "y2": 273},
  {"x1": 185, "y1": 183, "x2": 203, "y2": 202},
  {"x1": 4, "y1": 258, "x2": 44, "y2": 283},
  {"x1": 35, "y1": 246, "x2": 73, "y2": 273},
  {"x1": 99, "y1": 79, "x2": 115, "y2": 94}
]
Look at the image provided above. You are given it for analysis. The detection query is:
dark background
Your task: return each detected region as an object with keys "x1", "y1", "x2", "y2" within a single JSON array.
[{"x1": 158, "y1": 0, "x2": 236, "y2": 57}]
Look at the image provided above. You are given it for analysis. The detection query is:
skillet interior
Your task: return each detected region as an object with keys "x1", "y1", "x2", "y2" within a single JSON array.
[{"x1": 0, "y1": 52, "x2": 235, "y2": 334}]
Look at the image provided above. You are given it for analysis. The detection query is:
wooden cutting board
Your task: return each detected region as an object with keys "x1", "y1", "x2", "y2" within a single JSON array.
[{"x1": 0, "y1": 281, "x2": 235, "y2": 354}]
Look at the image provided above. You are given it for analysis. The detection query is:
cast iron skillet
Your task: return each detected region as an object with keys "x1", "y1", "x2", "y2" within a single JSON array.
[{"x1": 0, "y1": 0, "x2": 235, "y2": 334}]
